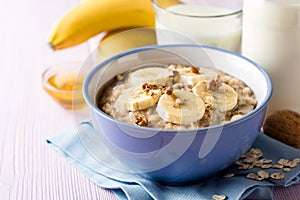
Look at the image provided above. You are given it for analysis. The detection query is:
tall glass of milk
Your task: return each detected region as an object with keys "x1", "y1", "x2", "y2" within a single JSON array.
[
  {"x1": 152, "y1": 0, "x2": 243, "y2": 52},
  {"x1": 242, "y1": 0, "x2": 300, "y2": 112}
]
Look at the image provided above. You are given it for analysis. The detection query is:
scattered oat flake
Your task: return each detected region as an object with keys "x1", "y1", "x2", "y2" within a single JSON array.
[
  {"x1": 235, "y1": 160, "x2": 245, "y2": 166},
  {"x1": 263, "y1": 159, "x2": 273, "y2": 164},
  {"x1": 254, "y1": 162, "x2": 263, "y2": 167},
  {"x1": 261, "y1": 164, "x2": 272, "y2": 169},
  {"x1": 246, "y1": 173, "x2": 258, "y2": 180},
  {"x1": 270, "y1": 173, "x2": 285, "y2": 180},
  {"x1": 278, "y1": 159, "x2": 289, "y2": 165},
  {"x1": 256, "y1": 159, "x2": 264, "y2": 163},
  {"x1": 256, "y1": 176, "x2": 265, "y2": 181},
  {"x1": 286, "y1": 161, "x2": 297, "y2": 168},
  {"x1": 212, "y1": 194, "x2": 227, "y2": 200},
  {"x1": 250, "y1": 148, "x2": 263, "y2": 157},
  {"x1": 223, "y1": 173, "x2": 235, "y2": 178},
  {"x1": 293, "y1": 158, "x2": 300, "y2": 163},
  {"x1": 283, "y1": 168, "x2": 291, "y2": 172},
  {"x1": 272, "y1": 164, "x2": 284, "y2": 169},
  {"x1": 239, "y1": 164, "x2": 254, "y2": 170},
  {"x1": 244, "y1": 157, "x2": 257, "y2": 163},
  {"x1": 257, "y1": 170, "x2": 269, "y2": 179}
]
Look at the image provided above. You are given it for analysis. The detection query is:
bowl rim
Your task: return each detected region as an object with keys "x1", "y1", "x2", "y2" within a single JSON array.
[
  {"x1": 83, "y1": 44, "x2": 272, "y2": 133},
  {"x1": 41, "y1": 62, "x2": 83, "y2": 95}
]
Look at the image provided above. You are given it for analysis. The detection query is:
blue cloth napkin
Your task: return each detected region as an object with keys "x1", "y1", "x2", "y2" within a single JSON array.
[{"x1": 46, "y1": 122, "x2": 300, "y2": 200}]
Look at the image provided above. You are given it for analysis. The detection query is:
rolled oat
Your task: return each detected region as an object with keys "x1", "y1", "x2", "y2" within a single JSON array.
[{"x1": 212, "y1": 194, "x2": 227, "y2": 200}]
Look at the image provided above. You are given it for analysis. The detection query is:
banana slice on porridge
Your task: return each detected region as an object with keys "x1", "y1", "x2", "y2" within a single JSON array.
[
  {"x1": 193, "y1": 81, "x2": 238, "y2": 112},
  {"x1": 114, "y1": 87, "x2": 134, "y2": 113},
  {"x1": 192, "y1": 81, "x2": 213, "y2": 104},
  {"x1": 98, "y1": 64, "x2": 256, "y2": 129},
  {"x1": 156, "y1": 90, "x2": 205, "y2": 125},
  {"x1": 128, "y1": 67, "x2": 173, "y2": 86},
  {"x1": 170, "y1": 65, "x2": 218, "y2": 86},
  {"x1": 127, "y1": 83, "x2": 162, "y2": 111}
]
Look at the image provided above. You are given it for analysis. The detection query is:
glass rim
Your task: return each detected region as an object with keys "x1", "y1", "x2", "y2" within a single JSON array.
[
  {"x1": 151, "y1": 0, "x2": 243, "y2": 18},
  {"x1": 251, "y1": 0, "x2": 300, "y2": 7}
]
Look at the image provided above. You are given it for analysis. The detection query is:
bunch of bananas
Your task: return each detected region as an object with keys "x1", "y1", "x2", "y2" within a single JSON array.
[{"x1": 48, "y1": 0, "x2": 155, "y2": 50}]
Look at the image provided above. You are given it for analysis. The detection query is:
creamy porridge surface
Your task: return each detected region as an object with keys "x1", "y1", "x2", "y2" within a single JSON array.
[{"x1": 97, "y1": 65, "x2": 257, "y2": 129}]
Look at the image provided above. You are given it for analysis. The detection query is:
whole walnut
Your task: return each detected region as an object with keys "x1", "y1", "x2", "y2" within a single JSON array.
[{"x1": 263, "y1": 110, "x2": 300, "y2": 148}]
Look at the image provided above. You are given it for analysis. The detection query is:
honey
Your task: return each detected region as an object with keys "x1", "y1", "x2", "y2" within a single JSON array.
[
  {"x1": 42, "y1": 66, "x2": 86, "y2": 109},
  {"x1": 48, "y1": 71, "x2": 79, "y2": 91}
]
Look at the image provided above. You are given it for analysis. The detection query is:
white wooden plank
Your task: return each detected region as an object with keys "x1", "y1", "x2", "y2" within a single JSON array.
[{"x1": 0, "y1": 0, "x2": 298, "y2": 199}]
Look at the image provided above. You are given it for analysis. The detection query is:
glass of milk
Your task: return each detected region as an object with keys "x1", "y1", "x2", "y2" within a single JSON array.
[
  {"x1": 152, "y1": 0, "x2": 243, "y2": 52},
  {"x1": 242, "y1": 0, "x2": 300, "y2": 112}
]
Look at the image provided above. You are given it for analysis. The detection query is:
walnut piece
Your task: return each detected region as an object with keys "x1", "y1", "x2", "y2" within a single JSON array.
[{"x1": 134, "y1": 116, "x2": 149, "y2": 126}]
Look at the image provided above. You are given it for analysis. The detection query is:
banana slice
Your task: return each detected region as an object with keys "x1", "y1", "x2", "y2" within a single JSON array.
[
  {"x1": 192, "y1": 82, "x2": 238, "y2": 112},
  {"x1": 182, "y1": 68, "x2": 219, "y2": 86},
  {"x1": 114, "y1": 87, "x2": 135, "y2": 114},
  {"x1": 128, "y1": 84, "x2": 162, "y2": 111},
  {"x1": 214, "y1": 83, "x2": 238, "y2": 111},
  {"x1": 192, "y1": 81, "x2": 214, "y2": 104},
  {"x1": 128, "y1": 67, "x2": 173, "y2": 86},
  {"x1": 180, "y1": 73, "x2": 205, "y2": 86},
  {"x1": 156, "y1": 90, "x2": 205, "y2": 125},
  {"x1": 170, "y1": 65, "x2": 218, "y2": 86}
]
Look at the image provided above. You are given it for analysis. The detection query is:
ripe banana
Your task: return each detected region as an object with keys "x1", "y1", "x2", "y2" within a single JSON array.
[
  {"x1": 98, "y1": 28, "x2": 157, "y2": 60},
  {"x1": 128, "y1": 67, "x2": 173, "y2": 87},
  {"x1": 128, "y1": 84, "x2": 162, "y2": 111},
  {"x1": 192, "y1": 82, "x2": 238, "y2": 112},
  {"x1": 48, "y1": 0, "x2": 155, "y2": 50},
  {"x1": 156, "y1": 90, "x2": 205, "y2": 125}
]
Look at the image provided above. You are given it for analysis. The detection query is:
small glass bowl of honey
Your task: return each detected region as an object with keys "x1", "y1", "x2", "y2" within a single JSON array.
[{"x1": 42, "y1": 62, "x2": 86, "y2": 109}]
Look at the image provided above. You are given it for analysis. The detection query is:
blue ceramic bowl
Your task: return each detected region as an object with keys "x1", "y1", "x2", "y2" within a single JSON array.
[{"x1": 83, "y1": 45, "x2": 272, "y2": 185}]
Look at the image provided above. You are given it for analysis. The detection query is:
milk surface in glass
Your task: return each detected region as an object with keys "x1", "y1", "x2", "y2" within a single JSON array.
[
  {"x1": 155, "y1": 4, "x2": 242, "y2": 52},
  {"x1": 242, "y1": 0, "x2": 300, "y2": 112}
]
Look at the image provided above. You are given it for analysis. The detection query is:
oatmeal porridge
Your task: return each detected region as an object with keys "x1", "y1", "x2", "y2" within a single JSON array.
[{"x1": 96, "y1": 65, "x2": 257, "y2": 129}]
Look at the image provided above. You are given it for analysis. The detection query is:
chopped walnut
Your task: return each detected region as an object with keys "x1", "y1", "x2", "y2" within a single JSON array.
[
  {"x1": 134, "y1": 116, "x2": 149, "y2": 126},
  {"x1": 165, "y1": 87, "x2": 173, "y2": 95},
  {"x1": 142, "y1": 83, "x2": 159, "y2": 90},
  {"x1": 189, "y1": 66, "x2": 199, "y2": 74}
]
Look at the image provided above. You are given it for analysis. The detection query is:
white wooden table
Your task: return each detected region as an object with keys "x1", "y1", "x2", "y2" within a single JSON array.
[{"x1": 0, "y1": 0, "x2": 299, "y2": 199}]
